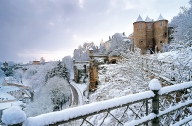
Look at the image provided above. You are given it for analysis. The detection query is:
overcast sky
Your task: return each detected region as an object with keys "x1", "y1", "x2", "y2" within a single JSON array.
[{"x1": 0, "y1": 0, "x2": 190, "y2": 63}]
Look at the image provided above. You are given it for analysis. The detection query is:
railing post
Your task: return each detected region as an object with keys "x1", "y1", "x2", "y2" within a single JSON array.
[
  {"x1": 152, "y1": 90, "x2": 159, "y2": 126},
  {"x1": 149, "y1": 79, "x2": 161, "y2": 126}
]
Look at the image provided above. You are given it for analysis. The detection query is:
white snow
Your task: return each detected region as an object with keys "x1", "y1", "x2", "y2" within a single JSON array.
[
  {"x1": 124, "y1": 113, "x2": 156, "y2": 126},
  {"x1": 158, "y1": 99, "x2": 192, "y2": 117},
  {"x1": 156, "y1": 14, "x2": 164, "y2": 21},
  {"x1": 23, "y1": 91, "x2": 154, "y2": 126},
  {"x1": 171, "y1": 115, "x2": 192, "y2": 126},
  {"x1": 2, "y1": 106, "x2": 26, "y2": 125},
  {"x1": 156, "y1": 51, "x2": 178, "y2": 60},
  {"x1": 159, "y1": 81, "x2": 192, "y2": 95},
  {"x1": 136, "y1": 15, "x2": 143, "y2": 22},
  {"x1": 149, "y1": 79, "x2": 162, "y2": 90},
  {"x1": 89, "y1": 48, "x2": 93, "y2": 50}
]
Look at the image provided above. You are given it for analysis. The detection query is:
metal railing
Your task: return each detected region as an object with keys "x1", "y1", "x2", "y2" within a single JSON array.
[{"x1": 21, "y1": 80, "x2": 192, "y2": 126}]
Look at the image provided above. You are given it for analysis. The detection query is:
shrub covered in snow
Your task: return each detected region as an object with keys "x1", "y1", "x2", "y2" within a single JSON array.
[{"x1": 2, "y1": 106, "x2": 26, "y2": 125}]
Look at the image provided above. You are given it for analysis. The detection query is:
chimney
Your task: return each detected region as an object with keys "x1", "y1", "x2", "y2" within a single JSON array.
[{"x1": 123, "y1": 32, "x2": 125, "y2": 36}]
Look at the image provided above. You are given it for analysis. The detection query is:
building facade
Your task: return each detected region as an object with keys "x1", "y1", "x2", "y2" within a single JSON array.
[{"x1": 133, "y1": 14, "x2": 168, "y2": 54}]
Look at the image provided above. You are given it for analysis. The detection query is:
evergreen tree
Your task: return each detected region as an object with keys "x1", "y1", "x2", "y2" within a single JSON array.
[{"x1": 45, "y1": 61, "x2": 69, "y2": 82}]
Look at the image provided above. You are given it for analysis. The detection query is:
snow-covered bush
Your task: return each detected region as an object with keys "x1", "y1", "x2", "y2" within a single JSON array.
[{"x1": 2, "y1": 106, "x2": 26, "y2": 125}]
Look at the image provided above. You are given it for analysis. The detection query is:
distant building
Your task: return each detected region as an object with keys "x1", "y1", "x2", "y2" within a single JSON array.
[
  {"x1": 133, "y1": 14, "x2": 168, "y2": 54},
  {"x1": 32, "y1": 61, "x2": 40, "y2": 65}
]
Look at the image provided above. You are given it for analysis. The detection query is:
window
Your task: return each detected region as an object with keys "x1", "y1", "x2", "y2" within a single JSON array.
[
  {"x1": 148, "y1": 25, "x2": 151, "y2": 29},
  {"x1": 139, "y1": 23, "x2": 142, "y2": 28},
  {"x1": 159, "y1": 21, "x2": 162, "y2": 26}
]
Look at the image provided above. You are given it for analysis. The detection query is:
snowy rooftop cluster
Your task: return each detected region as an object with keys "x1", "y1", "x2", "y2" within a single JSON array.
[
  {"x1": 136, "y1": 14, "x2": 166, "y2": 22},
  {"x1": 0, "y1": 86, "x2": 20, "y2": 93}
]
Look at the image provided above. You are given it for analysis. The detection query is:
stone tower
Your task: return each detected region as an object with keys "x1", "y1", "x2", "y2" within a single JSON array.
[
  {"x1": 154, "y1": 14, "x2": 168, "y2": 52},
  {"x1": 133, "y1": 14, "x2": 168, "y2": 54},
  {"x1": 133, "y1": 15, "x2": 147, "y2": 54}
]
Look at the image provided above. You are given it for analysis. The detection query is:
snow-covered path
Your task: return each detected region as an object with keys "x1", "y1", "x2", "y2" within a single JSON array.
[{"x1": 69, "y1": 84, "x2": 78, "y2": 106}]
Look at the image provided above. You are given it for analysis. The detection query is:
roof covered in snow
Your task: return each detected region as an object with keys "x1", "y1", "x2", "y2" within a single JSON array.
[
  {"x1": 0, "y1": 92, "x2": 16, "y2": 102},
  {"x1": 0, "y1": 101, "x2": 23, "y2": 110},
  {"x1": 118, "y1": 33, "x2": 127, "y2": 38},
  {"x1": 156, "y1": 14, "x2": 165, "y2": 21},
  {"x1": 145, "y1": 16, "x2": 153, "y2": 22},
  {"x1": 136, "y1": 15, "x2": 143, "y2": 22},
  {"x1": 89, "y1": 48, "x2": 93, "y2": 51},
  {"x1": 0, "y1": 86, "x2": 20, "y2": 93}
]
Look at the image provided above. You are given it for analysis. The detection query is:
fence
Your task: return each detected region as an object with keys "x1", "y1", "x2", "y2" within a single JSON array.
[{"x1": 22, "y1": 80, "x2": 192, "y2": 126}]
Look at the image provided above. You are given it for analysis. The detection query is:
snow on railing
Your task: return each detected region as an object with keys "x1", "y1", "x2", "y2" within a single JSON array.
[
  {"x1": 23, "y1": 91, "x2": 154, "y2": 126},
  {"x1": 4, "y1": 80, "x2": 192, "y2": 126}
]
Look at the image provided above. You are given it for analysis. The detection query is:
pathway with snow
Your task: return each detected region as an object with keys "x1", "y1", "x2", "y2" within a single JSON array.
[{"x1": 69, "y1": 84, "x2": 78, "y2": 106}]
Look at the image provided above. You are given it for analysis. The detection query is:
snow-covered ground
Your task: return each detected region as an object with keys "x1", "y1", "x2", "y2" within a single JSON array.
[{"x1": 89, "y1": 63, "x2": 149, "y2": 103}]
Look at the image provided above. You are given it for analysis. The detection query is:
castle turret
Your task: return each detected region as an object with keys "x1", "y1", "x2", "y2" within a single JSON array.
[
  {"x1": 154, "y1": 14, "x2": 168, "y2": 52},
  {"x1": 133, "y1": 15, "x2": 147, "y2": 54}
]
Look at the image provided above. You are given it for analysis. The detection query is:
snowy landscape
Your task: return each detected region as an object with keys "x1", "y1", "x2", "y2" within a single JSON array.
[{"x1": 1, "y1": 0, "x2": 192, "y2": 126}]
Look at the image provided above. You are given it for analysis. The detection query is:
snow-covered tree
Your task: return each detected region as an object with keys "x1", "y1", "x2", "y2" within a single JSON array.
[
  {"x1": 25, "y1": 77, "x2": 70, "y2": 117},
  {"x1": 21, "y1": 62, "x2": 57, "y2": 90},
  {"x1": 170, "y1": 0, "x2": 192, "y2": 47},
  {"x1": 46, "y1": 61, "x2": 69, "y2": 82},
  {"x1": 62, "y1": 56, "x2": 73, "y2": 73},
  {"x1": 99, "y1": 39, "x2": 106, "y2": 54},
  {"x1": 40, "y1": 57, "x2": 45, "y2": 63},
  {"x1": 73, "y1": 42, "x2": 97, "y2": 61}
]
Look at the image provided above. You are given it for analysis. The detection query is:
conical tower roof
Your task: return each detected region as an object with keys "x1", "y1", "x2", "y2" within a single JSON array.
[
  {"x1": 157, "y1": 14, "x2": 164, "y2": 21},
  {"x1": 136, "y1": 15, "x2": 143, "y2": 22},
  {"x1": 145, "y1": 16, "x2": 153, "y2": 22}
]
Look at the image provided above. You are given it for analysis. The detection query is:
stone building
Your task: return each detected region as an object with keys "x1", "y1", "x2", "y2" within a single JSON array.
[
  {"x1": 88, "y1": 48, "x2": 121, "y2": 91},
  {"x1": 133, "y1": 14, "x2": 168, "y2": 54}
]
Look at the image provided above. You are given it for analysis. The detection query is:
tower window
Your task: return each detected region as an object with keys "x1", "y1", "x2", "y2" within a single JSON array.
[
  {"x1": 148, "y1": 25, "x2": 151, "y2": 29},
  {"x1": 139, "y1": 23, "x2": 142, "y2": 28},
  {"x1": 159, "y1": 21, "x2": 162, "y2": 26}
]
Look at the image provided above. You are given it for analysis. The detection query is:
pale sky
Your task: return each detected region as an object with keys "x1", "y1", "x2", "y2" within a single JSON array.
[{"x1": 0, "y1": 0, "x2": 190, "y2": 63}]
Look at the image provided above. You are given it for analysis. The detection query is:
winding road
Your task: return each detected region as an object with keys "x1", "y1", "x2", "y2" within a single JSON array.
[{"x1": 69, "y1": 84, "x2": 79, "y2": 106}]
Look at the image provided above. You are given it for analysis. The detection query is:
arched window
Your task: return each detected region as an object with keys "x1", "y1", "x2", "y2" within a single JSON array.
[{"x1": 139, "y1": 23, "x2": 142, "y2": 28}]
